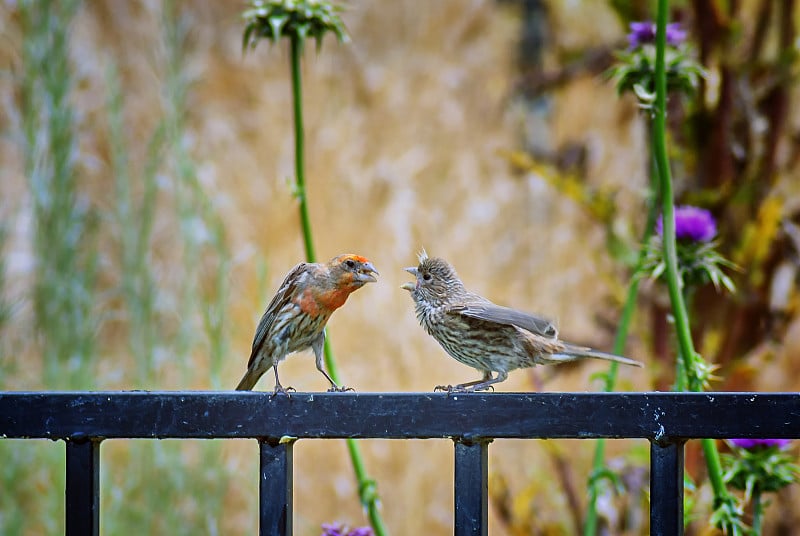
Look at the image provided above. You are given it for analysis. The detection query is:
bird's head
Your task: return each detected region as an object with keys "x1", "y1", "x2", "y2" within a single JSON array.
[
  {"x1": 401, "y1": 250, "x2": 463, "y2": 304},
  {"x1": 327, "y1": 254, "x2": 380, "y2": 288}
]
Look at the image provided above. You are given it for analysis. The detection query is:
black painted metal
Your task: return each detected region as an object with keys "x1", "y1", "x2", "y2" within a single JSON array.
[
  {"x1": 65, "y1": 438, "x2": 100, "y2": 536},
  {"x1": 260, "y1": 439, "x2": 293, "y2": 536},
  {"x1": 3, "y1": 391, "x2": 800, "y2": 535},
  {"x1": 2, "y1": 392, "x2": 799, "y2": 440},
  {"x1": 454, "y1": 440, "x2": 489, "y2": 536},
  {"x1": 650, "y1": 440, "x2": 685, "y2": 536}
]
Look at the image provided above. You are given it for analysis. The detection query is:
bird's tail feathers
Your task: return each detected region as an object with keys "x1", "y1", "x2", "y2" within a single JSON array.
[
  {"x1": 552, "y1": 345, "x2": 643, "y2": 367},
  {"x1": 235, "y1": 368, "x2": 261, "y2": 391}
]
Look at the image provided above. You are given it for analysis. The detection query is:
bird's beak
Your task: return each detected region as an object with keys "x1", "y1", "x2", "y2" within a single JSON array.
[
  {"x1": 401, "y1": 266, "x2": 418, "y2": 292},
  {"x1": 357, "y1": 262, "x2": 379, "y2": 283}
]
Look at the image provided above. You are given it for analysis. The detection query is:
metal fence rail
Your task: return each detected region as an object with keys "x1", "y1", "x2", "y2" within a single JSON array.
[{"x1": 2, "y1": 392, "x2": 799, "y2": 535}]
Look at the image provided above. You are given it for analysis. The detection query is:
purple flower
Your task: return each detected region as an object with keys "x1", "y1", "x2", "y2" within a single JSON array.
[
  {"x1": 656, "y1": 205, "x2": 717, "y2": 243},
  {"x1": 321, "y1": 524, "x2": 345, "y2": 536},
  {"x1": 628, "y1": 21, "x2": 687, "y2": 48},
  {"x1": 628, "y1": 22, "x2": 655, "y2": 48},
  {"x1": 347, "y1": 528, "x2": 374, "y2": 536},
  {"x1": 321, "y1": 524, "x2": 374, "y2": 536},
  {"x1": 665, "y1": 23, "x2": 688, "y2": 46},
  {"x1": 730, "y1": 438, "x2": 792, "y2": 450}
]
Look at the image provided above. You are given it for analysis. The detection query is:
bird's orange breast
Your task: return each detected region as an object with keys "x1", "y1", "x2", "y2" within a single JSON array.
[
  {"x1": 314, "y1": 285, "x2": 352, "y2": 311},
  {"x1": 296, "y1": 285, "x2": 352, "y2": 318}
]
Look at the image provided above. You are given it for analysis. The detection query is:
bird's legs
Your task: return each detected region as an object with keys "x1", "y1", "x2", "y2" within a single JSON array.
[
  {"x1": 312, "y1": 333, "x2": 354, "y2": 392},
  {"x1": 435, "y1": 371, "x2": 508, "y2": 393},
  {"x1": 270, "y1": 365, "x2": 296, "y2": 399},
  {"x1": 435, "y1": 371, "x2": 493, "y2": 392},
  {"x1": 463, "y1": 370, "x2": 508, "y2": 391}
]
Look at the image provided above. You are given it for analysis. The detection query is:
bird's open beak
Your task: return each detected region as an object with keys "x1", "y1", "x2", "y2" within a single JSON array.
[
  {"x1": 401, "y1": 266, "x2": 418, "y2": 291},
  {"x1": 357, "y1": 262, "x2": 379, "y2": 284}
]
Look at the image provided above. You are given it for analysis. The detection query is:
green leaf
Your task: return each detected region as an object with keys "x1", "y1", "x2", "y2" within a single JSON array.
[
  {"x1": 242, "y1": 23, "x2": 255, "y2": 52},
  {"x1": 269, "y1": 14, "x2": 289, "y2": 40}
]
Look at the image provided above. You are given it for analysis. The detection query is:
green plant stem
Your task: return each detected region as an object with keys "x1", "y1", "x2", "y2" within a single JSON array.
[
  {"x1": 290, "y1": 35, "x2": 316, "y2": 263},
  {"x1": 752, "y1": 488, "x2": 763, "y2": 535},
  {"x1": 584, "y1": 152, "x2": 659, "y2": 536},
  {"x1": 653, "y1": 14, "x2": 699, "y2": 394},
  {"x1": 672, "y1": 285, "x2": 693, "y2": 392},
  {"x1": 288, "y1": 34, "x2": 387, "y2": 536},
  {"x1": 653, "y1": 2, "x2": 738, "y2": 533}
]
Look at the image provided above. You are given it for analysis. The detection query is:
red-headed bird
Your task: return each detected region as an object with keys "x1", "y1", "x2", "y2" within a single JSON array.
[{"x1": 236, "y1": 254, "x2": 378, "y2": 393}]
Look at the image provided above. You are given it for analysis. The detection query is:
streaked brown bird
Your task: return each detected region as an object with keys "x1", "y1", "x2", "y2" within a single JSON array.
[
  {"x1": 401, "y1": 252, "x2": 642, "y2": 392},
  {"x1": 236, "y1": 254, "x2": 379, "y2": 394}
]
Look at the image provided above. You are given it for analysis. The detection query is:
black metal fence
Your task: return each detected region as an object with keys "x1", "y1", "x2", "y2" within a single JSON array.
[{"x1": 2, "y1": 391, "x2": 800, "y2": 535}]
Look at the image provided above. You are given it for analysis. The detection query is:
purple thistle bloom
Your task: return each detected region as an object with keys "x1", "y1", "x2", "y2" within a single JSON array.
[
  {"x1": 666, "y1": 24, "x2": 688, "y2": 46},
  {"x1": 730, "y1": 438, "x2": 792, "y2": 450},
  {"x1": 656, "y1": 205, "x2": 717, "y2": 243},
  {"x1": 321, "y1": 524, "x2": 374, "y2": 536},
  {"x1": 321, "y1": 524, "x2": 345, "y2": 536},
  {"x1": 628, "y1": 22, "x2": 655, "y2": 48},
  {"x1": 628, "y1": 21, "x2": 687, "y2": 48}
]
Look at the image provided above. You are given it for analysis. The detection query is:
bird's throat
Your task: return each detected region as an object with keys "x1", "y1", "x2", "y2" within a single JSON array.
[{"x1": 308, "y1": 286, "x2": 352, "y2": 314}]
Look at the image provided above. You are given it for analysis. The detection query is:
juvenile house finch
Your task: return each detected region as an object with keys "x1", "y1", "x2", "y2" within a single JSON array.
[
  {"x1": 401, "y1": 252, "x2": 642, "y2": 392},
  {"x1": 236, "y1": 254, "x2": 379, "y2": 393}
]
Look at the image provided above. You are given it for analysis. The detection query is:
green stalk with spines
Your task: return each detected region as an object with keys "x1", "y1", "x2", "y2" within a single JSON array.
[
  {"x1": 752, "y1": 488, "x2": 763, "y2": 536},
  {"x1": 583, "y1": 146, "x2": 659, "y2": 535},
  {"x1": 289, "y1": 28, "x2": 388, "y2": 536},
  {"x1": 243, "y1": 3, "x2": 387, "y2": 534},
  {"x1": 652, "y1": 2, "x2": 741, "y2": 533}
]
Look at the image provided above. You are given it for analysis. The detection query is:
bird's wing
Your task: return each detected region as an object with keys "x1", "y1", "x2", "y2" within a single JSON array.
[
  {"x1": 451, "y1": 301, "x2": 558, "y2": 338},
  {"x1": 247, "y1": 262, "x2": 309, "y2": 368}
]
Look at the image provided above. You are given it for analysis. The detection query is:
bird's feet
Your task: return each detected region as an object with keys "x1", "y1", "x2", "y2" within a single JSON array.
[
  {"x1": 434, "y1": 384, "x2": 466, "y2": 393},
  {"x1": 270, "y1": 385, "x2": 296, "y2": 399},
  {"x1": 327, "y1": 385, "x2": 355, "y2": 393},
  {"x1": 434, "y1": 384, "x2": 495, "y2": 393}
]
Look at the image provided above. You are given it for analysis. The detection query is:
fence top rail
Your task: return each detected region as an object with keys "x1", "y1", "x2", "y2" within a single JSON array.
[{"x1": 1, "y1": 391, "x2": 798, "y2": 442}]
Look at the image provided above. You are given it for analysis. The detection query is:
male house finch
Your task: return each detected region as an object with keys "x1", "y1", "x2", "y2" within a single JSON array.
[
  {"x1": 401, "y1": 252, "x2": 641, "y2": 392},
  {"x1": 236, "y1": 254, "x2": 379, "y2": 393}
]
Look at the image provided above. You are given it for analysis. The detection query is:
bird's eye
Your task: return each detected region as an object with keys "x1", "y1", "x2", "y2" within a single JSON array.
[
  {"x1": 345, "y1": 259, "x2": 356, "y2": 269},
  {"x1": 423, "y1": 273, "x2": 432, "y2": 281}
]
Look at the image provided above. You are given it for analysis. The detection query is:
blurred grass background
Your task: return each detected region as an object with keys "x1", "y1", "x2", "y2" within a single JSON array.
[{"x1": 1, "y1": 0, "x2": 799, "y2": 534}]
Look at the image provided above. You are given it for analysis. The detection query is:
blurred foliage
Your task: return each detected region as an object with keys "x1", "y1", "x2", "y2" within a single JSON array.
[
  {"x1": 2, "y1": 0, "x2": 233, "y2": 534},
  {"x1": 20, "y1": 0, "x2": 99, "y2": 390},
  {"x1": 506, "y1": 1, "x2": 800, "y2": 534},
  {"x1": 723, "y1": 443, "x2": 799, "y2": 502}
]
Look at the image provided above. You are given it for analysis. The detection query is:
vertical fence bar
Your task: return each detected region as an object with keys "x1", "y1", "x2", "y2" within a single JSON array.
[
  {"x1": 454, "y1": 439, "x2": 490, "y2": 536},
  {"x1": 650, "y1": 440, "x2": 685, "y2": 536},
  {"x1": 65, "y1": 438, "x2": 101, "y2": 536},
  {"x1": 259, "y1": 439, "x2": 294, "y2": 536}
]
